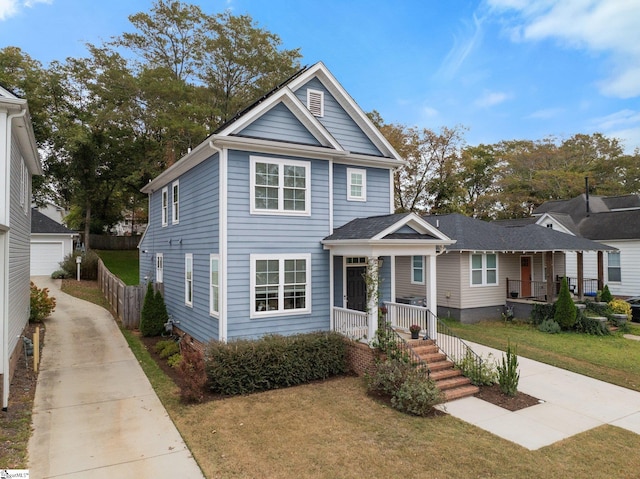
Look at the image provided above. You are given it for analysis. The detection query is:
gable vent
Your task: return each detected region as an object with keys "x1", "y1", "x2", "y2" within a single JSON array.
[{"x1": 307, "y1": 89, "x2": 324, "y2": 117}]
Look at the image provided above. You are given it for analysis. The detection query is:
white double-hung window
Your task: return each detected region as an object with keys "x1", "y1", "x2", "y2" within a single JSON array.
[
  {"x1": 185, "y1": 254, "x2": 193, "y2": 306},
  {"x1": 172, "y1": 180, "x2": 179, "y2": 224},
  {"x1": 347, "y1": 168, "x2": 366, "y2": 201},
  {"x1": 608, "y1": 252, "x2": 621, "y2": 282},
  {"x1": 210, "y1": 254, "x2": 219, "y2": 316},
  {"x1": 411, "y1": 256, "x2": 425, "y2": 284},
  {"x1": 251, "y1": 157, "x2": 310, "y2": 215},
  {"x1": 471, "y1": 253, "x2": 497, "y2": 286},
  {"x1": 251, "y1": 254, "x2": 310, "y2": 317},
  {"x1": 161, "y1": 187, "x2": 168, "y2": 226}
]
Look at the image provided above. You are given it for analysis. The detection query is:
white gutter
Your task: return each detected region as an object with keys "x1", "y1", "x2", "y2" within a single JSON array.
[{"x1": 3, "y1": 107, "x2": 27, "y2": 411}]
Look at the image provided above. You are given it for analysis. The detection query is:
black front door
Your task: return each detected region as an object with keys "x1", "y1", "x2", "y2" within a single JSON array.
[{"x1": 346, "y1": 266, "x2": 367, "y2": 312}]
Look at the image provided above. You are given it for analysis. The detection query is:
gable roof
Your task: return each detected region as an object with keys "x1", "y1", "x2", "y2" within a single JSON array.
[
  {"x1": 424, "y1": 213, "x2": 614, "y2": 253},
  {"x1": 142, "y1": 62, "x2": 403, "y2": 194},
  {"x1": 31, "y1": 209, "x2": 76, "y2": 235}
]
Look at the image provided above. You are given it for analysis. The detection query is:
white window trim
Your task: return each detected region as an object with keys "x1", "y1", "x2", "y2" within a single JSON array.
[
  {"x1": 347, "y1": 168, "x2": 366, "y2": 202},
  {"x1": 250, "y1": 253, "x2": 311, "y2": 319},
  {"x1": 156, "y1": 253, "x2": 163, "y2": 283},
  {"x1": 185, "y1": 253, "x2": 193, "y2": 307},
  {"x1": 307, "y1": 88, "x2": 324, "y2": 117},
  {"x1": 411, "y1": 255, "x2": 425, "y2": 285},
  {"x1": 161, "y1": 187, "x2": 168, "y2": 227},
  {"x1": 172, "y1": 180, "x2": 179, "y2": 224},
  {"x1": 608, "y1": 251, "x2": 622, "y2": 283},
  {"x1": 250, "y1": 156, "x2": 311, "y2": 216},
  {"x1": 470, "y1": 253, "x2": 498, "y2": 287},
  {"x1": 210, "y1": 254, "x2": 220, "y2": 317}
]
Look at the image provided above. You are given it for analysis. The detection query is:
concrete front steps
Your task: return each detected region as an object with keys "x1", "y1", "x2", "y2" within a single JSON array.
[{"x1": 407, "y1": 338, "x2": 479, "y2": 402}]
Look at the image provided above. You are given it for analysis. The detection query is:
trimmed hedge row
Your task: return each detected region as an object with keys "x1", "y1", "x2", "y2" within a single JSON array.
[{"x1": 206, "y1": 331, "x2": 347, "y2": 395}]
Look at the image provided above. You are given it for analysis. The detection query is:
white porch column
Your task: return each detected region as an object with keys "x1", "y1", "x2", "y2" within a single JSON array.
[
  {"x1": 367, "y1": 256, "x2": 380, "y2": 343},
  {"x1": 426, "y1": 254, "x2": 437, "y2": 339}
]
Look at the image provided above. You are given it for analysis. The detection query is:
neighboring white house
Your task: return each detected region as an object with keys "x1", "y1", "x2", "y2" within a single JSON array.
[
  {"x1": 33, "y1": 201, "x2": 68, "y2": 224},
  {"x1": 0, "y1": 84, "x2": 42, "y2": 410},
  {"x1": 30, "y1": 208, "x2": 77, "y2": 276}
]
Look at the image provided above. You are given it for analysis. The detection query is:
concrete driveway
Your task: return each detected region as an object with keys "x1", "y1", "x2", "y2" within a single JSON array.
[{"x1": 28, "y1": 276, "x2": 204, "y2": 478}]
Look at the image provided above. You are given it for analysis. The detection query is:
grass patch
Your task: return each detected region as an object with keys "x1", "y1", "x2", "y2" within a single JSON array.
[
  {"x1": 61, "y1": 279, "x2": 111, "y2": 311},
  {"x1": 95, "y1": 250, "x2": 139, "y2": 285},
  {"x1": 446, "y1": 319, "x2": 640, "y2": 392}
]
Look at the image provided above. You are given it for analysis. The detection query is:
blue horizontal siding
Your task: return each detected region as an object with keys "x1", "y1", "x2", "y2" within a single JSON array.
[
  {"x1": 238, "y1": 103, "x2": 322, "y2": 146},
  {"x1": 294, "y1": 78, "x2": 383, "y2": 157}
]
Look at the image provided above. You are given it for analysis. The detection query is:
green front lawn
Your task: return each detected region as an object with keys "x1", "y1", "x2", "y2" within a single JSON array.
[
  {"x1": 95, "y1": 249, "x2": 139, "y2": 285},
  {"x1": 447, "y1": 319, "x2": 640, "y2": 392}
]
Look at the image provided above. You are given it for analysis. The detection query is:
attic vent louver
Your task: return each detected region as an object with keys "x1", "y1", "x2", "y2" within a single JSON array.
[{"x1": 307, "y1": 89, "x2": 324, "y2": 117}]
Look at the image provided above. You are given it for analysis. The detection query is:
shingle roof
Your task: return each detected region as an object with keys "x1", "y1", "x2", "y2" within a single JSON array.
[
  {"x1": 423, "y1": 213, "x2": 613, "y2": 252},
  {"x1": 31, "y1": 209, "x2": 75, "y2": 235},
  {"x1": 323, "y1": 213, "x2": 439, "y2": 241}
]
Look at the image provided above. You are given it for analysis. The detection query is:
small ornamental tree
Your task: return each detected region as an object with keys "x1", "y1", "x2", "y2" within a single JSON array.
[
  {"x1": 554, "y1": 277, "x2": 577, "y2": 330},
  {"x1": 600, "y1": 284, "x2": 613, "y2": 303},
  {"x1": 154, "y1": 288, "x2": 169, "y2": 332},
  {"x1": 140, "y1": 282, "x2": 165, "y2": 336}
]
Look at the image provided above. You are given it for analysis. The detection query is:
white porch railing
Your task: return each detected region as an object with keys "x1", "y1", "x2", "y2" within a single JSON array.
[
  {"x1": 385, "y1": 301, "x2": 431, "y2": 336},
  {"x1": 333, "y1": 307, "x2": 368, "y2": 341}
]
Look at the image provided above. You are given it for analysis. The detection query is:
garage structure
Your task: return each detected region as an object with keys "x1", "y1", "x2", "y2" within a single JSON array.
[{"x1": 30, "y1": 209, "x2": 77, "y2": 276}]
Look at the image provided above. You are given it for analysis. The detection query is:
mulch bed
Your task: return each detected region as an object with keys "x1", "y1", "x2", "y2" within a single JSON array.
[{"x1": 475, "y1": 383, "x2": 541, "y2": 411}]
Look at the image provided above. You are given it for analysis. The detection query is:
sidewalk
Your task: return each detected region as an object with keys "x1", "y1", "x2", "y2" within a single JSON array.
[
  {"x1": 437, "y1": 341, "x2": 640, "y2": 450},
  {"x1": 28, "y1": 277, "x2": 204, "y2": 478}
]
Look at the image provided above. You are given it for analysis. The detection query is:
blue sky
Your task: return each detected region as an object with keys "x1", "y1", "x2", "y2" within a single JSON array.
[{"x1": 2, "y1": 0, "x2": 639, "y2": 153}]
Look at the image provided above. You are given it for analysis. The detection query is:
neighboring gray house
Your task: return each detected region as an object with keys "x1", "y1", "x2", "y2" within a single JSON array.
[
  {"x1": 138, "y1": 62, "x2": 453, "y2": 345},
  {"x1": 0, "y1": 85, "x2": 42, "y2": 410},
  {"x1": 393, "y1": 214, "x2": 613, "y2": 323},
  {"x1": 30, "y1": 208, "x2": 77, "y2": 276}
]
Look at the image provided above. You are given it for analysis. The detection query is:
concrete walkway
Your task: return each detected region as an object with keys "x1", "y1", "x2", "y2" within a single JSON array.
[
  {"x1": 437, "y1": 341, "x2": 640, "y2": 450},
  {"x1": 28, "y1": 277, "x2": 204, "y2": 478}
]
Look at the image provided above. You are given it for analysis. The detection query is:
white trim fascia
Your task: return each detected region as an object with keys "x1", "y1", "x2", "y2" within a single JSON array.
[
  {"x1": 218, "y1": 88, "x2": 343, "y2": 151},
  {"x1": 287, "y1": 62, "x2": 404, "y2": 162},
  {"x1": 534, "y1": 213, "x2": 575, "y2": 235},
  {"x1": 211, "y1": 135, "x2": 349, "y2": 161},
  {"x1": 373, "y1": 213, "x2": 453, "y2": 242}
]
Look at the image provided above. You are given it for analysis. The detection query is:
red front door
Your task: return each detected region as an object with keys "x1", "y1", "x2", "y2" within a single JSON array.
[{"x1": 521, "y1": 256, "x2": 532, "y2": 297}]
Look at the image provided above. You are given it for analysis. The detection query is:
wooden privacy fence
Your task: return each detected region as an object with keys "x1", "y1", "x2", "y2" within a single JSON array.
[{"x1": 97, "y1": 259, "x2": 144, "y2": 329}]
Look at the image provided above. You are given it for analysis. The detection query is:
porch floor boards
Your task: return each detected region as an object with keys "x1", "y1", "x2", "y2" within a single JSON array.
[{"x1": 406, "y1": 338, "x2": 480, "y2": 402}]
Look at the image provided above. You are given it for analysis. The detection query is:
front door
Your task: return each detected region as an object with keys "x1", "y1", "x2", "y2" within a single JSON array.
[
  {"x1": 520, "y1": 256, "x2": 532, "y2": 297},
  {"x1": 346, "y1": 266, "x2": 367, "y2": 311}
]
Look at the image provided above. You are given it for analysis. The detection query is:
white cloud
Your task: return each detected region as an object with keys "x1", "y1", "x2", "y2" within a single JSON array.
[
  {"x1": 592, "y1": 109, "x2": 640, "y2": 153},
  {"x1": 474, "y1": 90, "x2": 510, "y2": 108},
  {"x1": 526, "y1": 107, "x2": 564, "y2": 119},
  {"x1": 0, "y1": 0, "x2": 51, "y2": 21},
  {"x1": 422, "y1": 106, "x2": 439, "y2": 118},
  {"x1": 438, "y1": 13, "x2": 485, "y2": 79},
  {"x1": 485, "y1": 0, "x2": 640, "y2": 98}
]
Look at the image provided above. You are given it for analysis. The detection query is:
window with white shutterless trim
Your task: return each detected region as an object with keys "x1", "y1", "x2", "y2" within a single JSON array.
[
  {"x1": 250, "y1": 157, "x2": 310, "y2": 215},
  {"x1": 471, "y1": 253, "x2": 497, "y2": 286},
  {"x1": 161, "y1": 187, "x2": 168, "y2": 226},
  {"x1": 307, "y1": 89, "x2": 324, "y2": 117},
  {"x1": 185, "y1": 254, "x2": 193, "y2": 306},
  {"x1": 210, "y1": 254, "x2": 219, "y2": 316},
  {"x1": 347, "y1": 168, "x2": 366, "y2": 201},
  {"x1": 251, "y1": 254, "x2": 310, "y2": 318},
  {"x1": 172, "y1": 180, "x2": 179, "y2": 224},
  {"x1": 156, "y1": 253, "x2": 163, "y2": 283},
  {"x1": 411, "y1": 256, "x2": 425, "y2": 284}
]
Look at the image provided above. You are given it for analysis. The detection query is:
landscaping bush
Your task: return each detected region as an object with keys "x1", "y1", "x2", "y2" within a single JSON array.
[
  {"x1": 157, "y1": 341, "x2": 180, "y2": 359},
  {"x1": 366, "y1": 358, "x2": 414, "y2": 396},
  {"x1": 497, "y1": 343, "x2": 519, "y2": 397},
  {"x1": 530, "y1": 303, "x2": 555, "y2": 325},
  {"x1": 554, "y1": 277, "x2": 577, "y2": 330},
  {"x1": 139, "y1": 283, "x2": 166, "y2": 336},
  {"x1": 206, "y1": 332, "x2": 347, "y2": 395},
  {"x1": 390, "y1": 372, "x2": 442, "y2": 417},
  {"x1": 455, "y1": 351, "x2": 497, "y2": 386},
  {"x1": 608, "y1": 299, "x2": 632, "y2": 320},
  {"x1": 29, "y1": 281, "x2": 56, "y2": 322},
  {"x1": 600, "y1": 284, "x2": 613, "y2": 303},
  {"x1": 178, "y1": 346, "x2": 207, "y2": 403},
  {"x1": 584, "y1": 299, "x2": 608, "y2": 316},
  {"x1": 59, "y1": 250, "x2": 99, "y2": 280},
  {"x1": 51, "y1": 269, "x2": 71, "y2": 279},
  {"x1": 575, "y1": 311, "x2": 610, "y2": 336},
  {"x1": 538, "y1": 318, "x2": 561, "y2": 334},
  {"x1": 167, "y1": 353, "x2": 183, "y2": 369}
]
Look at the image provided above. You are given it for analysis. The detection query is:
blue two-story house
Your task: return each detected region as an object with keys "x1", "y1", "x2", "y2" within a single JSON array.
[{"x1": 139, "y1": 62, "x2": 453, "y2": 345}]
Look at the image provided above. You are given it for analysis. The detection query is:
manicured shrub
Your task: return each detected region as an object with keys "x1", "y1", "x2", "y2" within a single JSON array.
[
  {"x1": 51, "y1": 269, "x2": 71, "y2": 279},
  {"x1": 554, "y1": 277, "x2": 577, "y2": 330},
  {"x1": 178, "y1": 346, "x2": 207, "y2": 403},
  {"x1": 497, "y1": 343, "x2": 519, "y2": 397},
  {"x1": 59, "y1": 250, "x2": 99, "y2": 280},
  {"x1": 600, "y1": 284, "x2": 613, "y2": 303},
  {"x1": 366, "y1": 358, "x2": 414, "y2": 396},
  {"x1": 29, "y1": 281, "x2": 56, "y2": 322},
  {"x1": 167, "y1": 353, "x2": 183, "y2": 369},
  {"x1": 390, "y1": 373, "x2": 442, "y2": 417},
  {"x1": 206, "y1": 332, "x2": 347, "y2": 395},
  {"x1": 538, "y1": 318, "x2": 561, "y2": 334},
  {"x1": 158, "y1": 341, "x2": 179, "y2": 359},
  {"x1": 575, "y1": 311, "x2": 610, "y2": 336},
  {"x1": 140, "y1": 283, "x2": 166, "y2": 336},
  {"x1": 608, "y1": 299, "x2": 631, "y2": 319},
  {"x1": 530, "y1": 303, "x2": 555, "y2": 325}
]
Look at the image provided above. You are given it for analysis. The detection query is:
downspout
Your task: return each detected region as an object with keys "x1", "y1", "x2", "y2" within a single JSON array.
[
  {"x1": 209, "y1": 141, "x2": 228, "y2": 342},
  {"x1": 3, "y1": 107, "x2": 27, "y2": 411}
]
